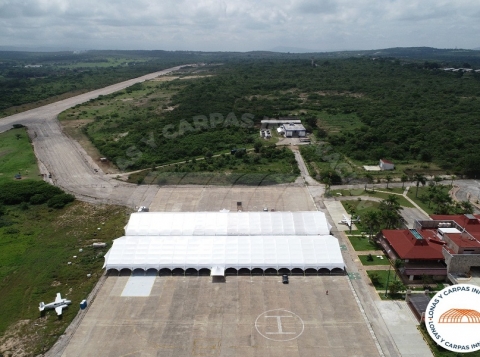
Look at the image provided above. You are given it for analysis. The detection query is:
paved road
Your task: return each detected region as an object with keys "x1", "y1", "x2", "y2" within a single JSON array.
[{"x1": 0, "y1": 65, "x2": 189, "y2": 207}]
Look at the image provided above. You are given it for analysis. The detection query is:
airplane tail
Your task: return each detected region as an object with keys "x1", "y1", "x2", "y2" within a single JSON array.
[{"x1": 39, "y1": 302, "x2": 45, "y2": 311}]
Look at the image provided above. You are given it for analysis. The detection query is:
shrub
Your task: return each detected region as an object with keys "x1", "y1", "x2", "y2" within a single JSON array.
[
  {"x1": 0, "y1": 180, "x2": 63, "y2": 205},
  {"x1": 30, "y1": 194, "x2": 48, "y2": 205},
  {"x1": 47, "y1": 194, "x2": 75, "y2": 209}
]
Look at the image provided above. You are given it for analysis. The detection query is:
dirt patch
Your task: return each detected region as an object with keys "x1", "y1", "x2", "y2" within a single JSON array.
[
  {"x1": 151, "y1": 75, "x2": 180, "y2": 82},
  {"x1": 0, "y1": 319, "x2": 46, "y2": 357},
  {"x1": 316, "y1": 90, "x2": 365, "y2": 98}
]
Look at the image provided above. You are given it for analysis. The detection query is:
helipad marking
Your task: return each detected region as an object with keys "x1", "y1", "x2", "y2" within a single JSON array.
[{"x1": 255, "y1": 309, "x2": 304, "y2": 341}]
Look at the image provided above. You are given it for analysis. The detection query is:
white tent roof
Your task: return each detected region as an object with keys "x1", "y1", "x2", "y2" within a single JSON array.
[
  {"x1": 103, "y1": 235, "x2": 344, "y2": 271},
  {"x1": 125, "y1": 211, "x2": 332, "y2": 236}
]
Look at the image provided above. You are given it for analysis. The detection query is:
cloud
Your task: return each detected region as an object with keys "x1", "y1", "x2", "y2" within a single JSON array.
[{"x1": 0, "y1": 0, "x2": 479, "y2": 51}]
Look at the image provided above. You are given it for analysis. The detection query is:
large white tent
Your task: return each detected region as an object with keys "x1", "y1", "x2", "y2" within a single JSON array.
[
  {"x1": 124, "y1": 211, "x2": 332, "y2": 236},
  {"x1": 103, "y1": 235, "x2": 345, "y2": 272}
]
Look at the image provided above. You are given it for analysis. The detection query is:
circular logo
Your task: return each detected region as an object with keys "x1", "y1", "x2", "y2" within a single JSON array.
[
  {"x1": 255, "y1": 309, "x2": 304, "y2": 341},
  {"x1": 425, "y1": 284, "x2": 480, "y2": 353}
]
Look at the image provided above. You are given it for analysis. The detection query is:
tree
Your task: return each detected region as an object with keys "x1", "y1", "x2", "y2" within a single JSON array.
[
  {"x1": 457, "y1": 200, "x2": 474, "y2": 214},
  {"x1": 379, "y1": 195, "x2": 403, "y2": 229},
  {"x1": 401, "y1": 174, "x2": 408, "y2": 189},
  {"x1": 450, "y1": 175, "x2": 456, "y2": 187},
  {"x1": 369, "y1": 272, "x2": 381, "y2": 286},
  {"x1": 388, "y1": 280, "x2": 405, "y2": 296},
  {"x1": 385, "y1": 175, "x2": 392, "y2": 189},
  {"x1": 432, "y1": 189, "x2": 452, "y2": 214},
  {"x1": 364, "y1": 173, "x2": 374, "y2": 191},
  {"x1": 361, "y1": 210, "x2": 381, "y2": 239},
  {"x1": 254, "y1": 141, "x2": 263, "y2": 153},
  {"x1": 393, "y1": 259, "x2": 403, "y2": 280},
  {"x1": 414, "y1": 173, "x2": 426, "y2": 198}
]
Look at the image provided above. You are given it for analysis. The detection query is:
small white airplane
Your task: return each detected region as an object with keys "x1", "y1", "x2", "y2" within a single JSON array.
[
  {"x1": 339, "y1": 214, "x2": 360, "y2": 226},
  {"x1": 39, "y1": 293, "x2": 72, "y2": 316}
]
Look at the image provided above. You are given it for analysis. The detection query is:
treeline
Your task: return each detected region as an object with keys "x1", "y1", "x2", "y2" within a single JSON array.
[{"x1": 167, "y1": 58, "x2": 480, "y2": 175}]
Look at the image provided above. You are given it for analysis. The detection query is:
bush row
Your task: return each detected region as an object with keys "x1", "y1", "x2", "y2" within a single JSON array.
[{"x1": 0, "y1": 180, "x2": 75, "y2": 209}]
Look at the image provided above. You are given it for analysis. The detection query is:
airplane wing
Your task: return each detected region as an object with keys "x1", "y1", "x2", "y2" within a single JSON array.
[
  {"x1": 55, "y1": 304, "x2": 67, "y2": 316},
  {"x1": 342, "y1": 214, "x2": 352, "y2": 227},
  {"x1": 55, "y1": 293, "x2": 62, "y2": 303}
]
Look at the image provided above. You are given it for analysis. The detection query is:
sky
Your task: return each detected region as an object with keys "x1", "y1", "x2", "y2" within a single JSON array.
[{"x1": 0, "y1": 0, "x2": 479, "y2": 52}]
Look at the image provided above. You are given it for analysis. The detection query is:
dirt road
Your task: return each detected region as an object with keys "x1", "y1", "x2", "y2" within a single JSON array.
[{"x1": 0, "y1": 65, "x2": 188, "y2": 208}]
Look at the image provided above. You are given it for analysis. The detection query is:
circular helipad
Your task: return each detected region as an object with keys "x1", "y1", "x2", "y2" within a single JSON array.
[{"x1": 255, "y1": 309, "x2": 304, "y2": 341}]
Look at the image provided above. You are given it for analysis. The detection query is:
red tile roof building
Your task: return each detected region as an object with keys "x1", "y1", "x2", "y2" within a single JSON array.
[{"x1": 380, "y1": 214, "x2": 480, "y2": 283}]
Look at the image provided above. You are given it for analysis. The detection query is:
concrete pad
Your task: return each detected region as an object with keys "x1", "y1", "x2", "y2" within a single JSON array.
[
  {"x1": 62, "y1": 276, "x2": 381, "y2": 357},
  {"x1": 375, "y1": 301, "x2": 433, "y2": 357},
  {"x1": 401, "y1": 207, "x2": 430, "y2": 229},
  {"x1": 324, "y1": 200, "x2": 357, "y2": 231},
  {"x1": 149, "y1": 186, "x2": 317, "y2": 212},
  {"x1": 363, "y1": 166, "x2": 381, "y2": 171},
  {"x1": 121, "y1": 276, "x2": 156, "y2": 297}
]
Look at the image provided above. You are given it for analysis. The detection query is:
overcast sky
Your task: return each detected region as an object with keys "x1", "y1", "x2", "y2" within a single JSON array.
[{"x1": 1, "y1": 0, "x2": 479, "y2": 52}]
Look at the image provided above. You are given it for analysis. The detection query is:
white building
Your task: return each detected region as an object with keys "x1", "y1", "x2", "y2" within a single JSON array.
[
  {"x1": 379, "y1": 159, "x2": 395, "y2": 170},
  {"x1": 282, "y1": 123, "x2": 306, "y2": 137}
]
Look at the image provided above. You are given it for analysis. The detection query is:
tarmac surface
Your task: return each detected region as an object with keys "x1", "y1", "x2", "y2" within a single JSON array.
[
  {"x1": 149, "y1": 186, "x2": 316, "y2": 212},
  {"x1": 61, "y1": 275, "x2": 381, "y2": 357}
]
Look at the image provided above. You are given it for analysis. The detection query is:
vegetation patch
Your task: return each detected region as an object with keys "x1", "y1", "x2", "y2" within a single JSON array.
[
  {"x1": 128, "y1": 145, "x2": 299, "y2": 185},
  {"x1": 0, "y1": 202, "x2": 127, "y2": 355},
  {"x1": 358, "y1": 254, "x2": 391, "y2": 266},
  {"x1": 367, "y1": 270, "x2": 401, "y2": 291},
  {"x1": 347, "y1": 235, "x2": 379, "y2": 251},
  {"x1": 0, "y1": 128, "x2": 40, "y2": 184}
]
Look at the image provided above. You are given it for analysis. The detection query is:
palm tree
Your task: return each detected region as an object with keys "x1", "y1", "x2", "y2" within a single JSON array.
[
  {"x1": 450, "y1": 175, "x2": 456, "y2": 187},
  {"x1": 432, "y1": 190, "x2": 452, "y2": 214},
  {"x1": 401, "y1": 174, "x2": 408, "y2": 189},
  {"x1": 364, "y1": 173, "x2": 374, "y2": 191},
  {"x1": 361, "y1": 210, "x2": 381, "y2": 240},
  {"x1": 379, "y1": 195, "x2": 403, "y2": 229},
  {"x1": 385, "y1": 175, "x2": 392, "y2": 189},
  {"x1": 459, "y1": 200, "x2": 474, "y2": 214},
  {"x1": 414, "y1": 173, "x2": 426, "y2": 198}
]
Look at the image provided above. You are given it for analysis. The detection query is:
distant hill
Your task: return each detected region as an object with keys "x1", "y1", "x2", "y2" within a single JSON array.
[
  {"x1": 0, "y1": 45, "x2": 75, "y2": 52},
  {"x1": 270, "y1": 46, "x2": 317, "y2": 53}
]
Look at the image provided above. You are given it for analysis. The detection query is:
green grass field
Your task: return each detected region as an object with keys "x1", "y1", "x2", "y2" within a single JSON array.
[
  {"x1": 0, "y1": 202, "x2": 127, "y2": 354},
  {"x1": 358, "y1": 254, "x2": 391, "y2": 266},
  {"x1": 406, "y1": 185, "x2": 451, "y2": 215},
  {"x1": 311, "y1": 110, "x2": 363, "y2": 134},
  {"x1": 0, "y1": 128, "x2": 40, "y2": 184},
  {"x1": 331, "y1": 188, "x2": 414, "y2": 207},
  {"x1": 366, "y1": 269, "x2": 399, "y2": 291},
  {"x1": 347, "y1": 235, "x2": 379, "y2": 251}
]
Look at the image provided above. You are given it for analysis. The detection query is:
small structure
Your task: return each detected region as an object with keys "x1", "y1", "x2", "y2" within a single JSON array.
[
  {"x1": 281, "y1": 123, "x2": 306, "y2": 137},
  {"x1": 261, "y1": 118, "x2": 301, "y2": 129},
  {"x1": 259, "y1": 129, "x2": 271, "y2": 139},
  {"x1": 407, "y1": 293, "x2": 431, "y2": 322},
  {"x1": 379, "y1": 159, "x2": 395, "y2": 170}
]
